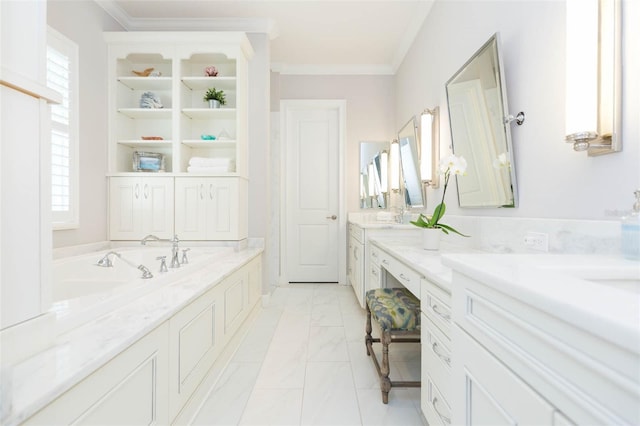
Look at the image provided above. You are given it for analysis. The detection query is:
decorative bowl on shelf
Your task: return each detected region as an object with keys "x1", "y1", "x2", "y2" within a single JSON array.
[{"x1": 200, "y1": 134, "x2": 216, "y2": 140}]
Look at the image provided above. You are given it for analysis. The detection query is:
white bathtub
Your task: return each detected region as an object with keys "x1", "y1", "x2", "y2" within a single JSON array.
[{"x1": 51, "y1": 246, "x2": 232, "y2": 334}]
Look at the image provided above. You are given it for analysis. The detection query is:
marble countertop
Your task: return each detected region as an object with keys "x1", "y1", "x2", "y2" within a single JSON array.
[
  {"x1": 441, "y1": 253, "x2": 640, "y2": 355},
  {"x1": 2, "y1": 247, "x2": 263, "y2": 426},
  {"x1": 349, "y1": 219, "x2": 418, "y2": 231},
  {"x1": 367, "y1": 235, "x2": 639, "y2": 355},
  {"x1": 368, "y1": 235, "x2": 480, "y2": 291}
]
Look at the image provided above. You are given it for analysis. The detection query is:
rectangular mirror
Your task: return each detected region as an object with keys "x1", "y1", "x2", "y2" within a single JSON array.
[
  {"x1": 359, "y1": 141, "x2": 388, "y2": 209},
  {"x1": 398, "y1": 117, "x2": 425, "y2": 208},
  {"x1": 446, "y1": 32, "x2": 518, "y2": 208}
]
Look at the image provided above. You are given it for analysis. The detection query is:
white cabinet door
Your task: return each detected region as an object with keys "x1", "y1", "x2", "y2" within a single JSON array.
[
  {"x1": 109, "y1": 176, "x2": 173, "y2": 240},
  {"x1": 175, "y1": 177, "x2": 244, "y2": 241},
  {"x1": 452, "y1": 325, "x2": 555, "y2": 425}
]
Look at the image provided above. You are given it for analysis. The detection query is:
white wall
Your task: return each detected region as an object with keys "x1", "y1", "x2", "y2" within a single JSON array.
[
  {"x1": 48, "y1": 0, "x2": 123, "y2": 248},
  {"x1": 396, "y1": 0, "x2": 640, "y2": 220}
]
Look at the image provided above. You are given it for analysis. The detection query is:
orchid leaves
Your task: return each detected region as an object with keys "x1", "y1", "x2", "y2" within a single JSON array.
[{"x1": 410, "y1": 154, "x2": 470, "y2": 238}]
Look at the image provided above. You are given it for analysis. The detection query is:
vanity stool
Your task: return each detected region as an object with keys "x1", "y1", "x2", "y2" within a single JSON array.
[{"x1": 365, "y1": 287, "x2": 421, "y2": 404}]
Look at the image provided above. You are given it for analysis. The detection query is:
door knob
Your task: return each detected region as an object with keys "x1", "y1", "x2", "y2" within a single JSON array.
[{"x1": 326, "y1": 215, "x2": 337, "y2": 220}]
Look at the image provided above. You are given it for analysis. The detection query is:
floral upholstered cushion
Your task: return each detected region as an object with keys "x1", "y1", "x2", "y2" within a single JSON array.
[{"x1": 366, "y1": 288, "x2": 420, "y2": 331}]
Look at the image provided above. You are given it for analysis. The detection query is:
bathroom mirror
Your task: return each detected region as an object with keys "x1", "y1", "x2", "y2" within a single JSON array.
[
  {"x1": 359, "y1": 141, "x2": 388, "y2": 209},
  {"x1": 446, "y1": 32, "x2": 518, "y2": 208},
  {"x1": 398, "y1": 117, "x2": 425, "y2": 208}
]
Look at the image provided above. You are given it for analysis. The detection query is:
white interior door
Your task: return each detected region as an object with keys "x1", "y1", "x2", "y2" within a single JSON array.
[{"x1": 283, "y1": 101, "x2": 343, "y2": 283}]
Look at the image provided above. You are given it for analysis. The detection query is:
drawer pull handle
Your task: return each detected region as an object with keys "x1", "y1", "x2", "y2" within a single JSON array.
[
  {"x1": 371, "y1": 268, "x2": 378, "y2": 277},
  {"x1": 432, "y1": 304, "x2": 451, "y2": 321},
  {"x1": 399, "y1": 273, "x2": 410, "y2": 282},
  {"x1": 432, "y1": 342, "x2": 451, "y2": 366},
  {"x1": 432, "y1": 397, "x2": 451, "y2": 424},
  {"x1": 382, "y1": 259, "x2": 390, "y2": 265},
  {"x1": 372, "y1": 252, "x2": 378, "y2": 258}
]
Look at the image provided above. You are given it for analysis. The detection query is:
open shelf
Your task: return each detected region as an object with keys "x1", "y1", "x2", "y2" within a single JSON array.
[
  {"x1": 181, "y1": 76, "x2": 236, "y2": 91},
  {"x1": 181, "y1": 108, "x2": 236, "y2": 120},
  {"x1": 118, "y1": 76, "x2": 172, "y2": 90},
  {"x1": 117, "y1": 108, "x2": 172, "y2": 119},
  {"x1": 181, "y1": 139, "x2": 236, "y2": 148}
]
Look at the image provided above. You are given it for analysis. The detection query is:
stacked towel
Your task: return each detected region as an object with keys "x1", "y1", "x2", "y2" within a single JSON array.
[{"x1": 187, "y1": 157, "x2": 233, "y2": 173}]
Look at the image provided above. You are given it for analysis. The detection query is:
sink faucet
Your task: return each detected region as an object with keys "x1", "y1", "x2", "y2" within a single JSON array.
[
  {"x1": 396, "y1": 205, "x2": 406, "y2": 224},
  {"x1": 141, "y1": 234, "x2": 161, "y2": 245},
  {"x1": 170, "y1": 234, "x2": 180, "y2": 268}
]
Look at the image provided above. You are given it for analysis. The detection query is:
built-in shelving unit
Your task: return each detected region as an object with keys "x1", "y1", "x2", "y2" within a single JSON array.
[
  {"x1": 105, "y1": 32, "x2": 252, "y2": 177},
  {"x1": 105, "y1": 32, "x2": 253, "y2": 241}
]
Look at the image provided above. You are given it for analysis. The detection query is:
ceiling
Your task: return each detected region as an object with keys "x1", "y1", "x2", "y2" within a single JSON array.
[{"x1": 96, "y1": 0, "x2": 435, "y2": 74}]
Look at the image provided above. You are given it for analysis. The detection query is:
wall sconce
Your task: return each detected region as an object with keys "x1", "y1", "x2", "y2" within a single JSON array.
[
  {"x1": 565, "y1": 0, "x2": 621, "y2": 156},
  {"x1": 390, "y1": 139, "x2": 400, "y2": 192},
  {"x1": 380, "y1": 150, "x2": 388, "y2": 194},
  {"x1": 367, "y1": 162, "x2": 375, "y2": 198},
  {"x1": 420, "y1": 107, "x2": 440, "y2": 188}
]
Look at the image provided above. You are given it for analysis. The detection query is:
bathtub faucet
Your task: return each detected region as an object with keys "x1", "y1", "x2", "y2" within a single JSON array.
[
  {"x1": 96, "y1": 251, "x2": 121, "y2": 267},
  {"x1": 170, "y1": 234, "x2": 180, "y2": 268},
  {"x1": 140, "y1": 234, "x2": 161, "y2": 245}
]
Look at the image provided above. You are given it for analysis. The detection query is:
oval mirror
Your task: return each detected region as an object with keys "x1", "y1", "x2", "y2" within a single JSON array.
[{"x1": 446, "y1": 33, "x2": 518, "y2": 208}]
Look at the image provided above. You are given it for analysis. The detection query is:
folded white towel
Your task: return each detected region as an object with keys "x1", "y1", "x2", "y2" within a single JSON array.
[
  {"x1": 188, "y1": 157, "x2": 231, "y2": 167},
  {"x1": 187, "y1": 166, "x2": 232, "y2": 173}
]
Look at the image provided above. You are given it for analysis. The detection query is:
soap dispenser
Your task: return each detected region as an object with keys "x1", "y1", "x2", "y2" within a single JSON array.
[{"x1": 621, "y1": 189, "x2": 640, "y2": 260}]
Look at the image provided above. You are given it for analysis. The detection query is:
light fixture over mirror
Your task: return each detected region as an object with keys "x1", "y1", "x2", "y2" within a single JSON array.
[
  {"x1": 420, "y1": 107, "x2": 440, "y2": 189},
  {"x1": 565, "y1": 0, "x2": 621, "y2": 155}
]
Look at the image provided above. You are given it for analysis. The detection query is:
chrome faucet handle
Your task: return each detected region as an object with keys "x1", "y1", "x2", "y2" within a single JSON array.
[
  {"x1": 156, "y1": 256, "x2": 168, "y2": 273},
  {"x1": 138, "y1": 264, "x2": 153, "y2": 279},
  {"x1": 181, "y1": 248, "x2": 190, "y2": 264}
]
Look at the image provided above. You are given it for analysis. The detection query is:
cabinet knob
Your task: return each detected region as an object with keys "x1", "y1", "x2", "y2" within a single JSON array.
[{"x1": 326, "y1": 215, "x2": 337, "y2": 220}]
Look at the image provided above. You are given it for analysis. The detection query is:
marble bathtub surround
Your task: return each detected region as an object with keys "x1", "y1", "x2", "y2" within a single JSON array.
[{"x1": 1, "y1": 247, "x2": 263, "y2": 425}]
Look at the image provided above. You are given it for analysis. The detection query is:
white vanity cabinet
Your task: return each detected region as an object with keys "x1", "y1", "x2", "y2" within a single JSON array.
[
  {"x1": 109, "y1": 176, "x2": 174, "y2": 240},
  {"x1": 347, "y1": 221, "x2": 418, "y2": 307},
  {"x1": 421, "y1": 278, "x2": 453, "y2": 426},
  {"x1": 451, "y1": 270, "x2": 639, "y2": 425},
  {"x1": 174, "y1": 176, "x2": 247, "y2": 241},
  {"x1": 348, "y1": 224, "x2": 365, "y2": 307}
]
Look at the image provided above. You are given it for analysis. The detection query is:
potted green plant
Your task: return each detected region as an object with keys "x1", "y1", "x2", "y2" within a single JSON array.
[
  {"x1": 203, "y1": 87, "x2": 226, "y2": 108},
  {"x1": 410, "y1": 154, "x2": 470, "y2": 249}
]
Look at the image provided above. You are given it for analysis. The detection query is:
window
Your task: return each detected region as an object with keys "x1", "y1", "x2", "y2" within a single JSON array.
[{"x1": 47, "y1": 27, "x2": 79, "y2": 229}]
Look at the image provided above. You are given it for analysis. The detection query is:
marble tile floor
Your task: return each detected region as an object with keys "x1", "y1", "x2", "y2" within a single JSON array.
[{"x1": 192, "y1": 283, "x2": 427, "y2": 426}]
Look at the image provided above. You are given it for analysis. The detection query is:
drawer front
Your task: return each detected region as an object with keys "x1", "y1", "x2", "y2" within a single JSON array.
[
  {"x1": 422, "y1": 314, "x2": 451, "y2": 401},
  {"x1": 369, "y1": 244, "x2": 382, "y2": 267},
  {"x1": 383, "y1": 255, "x2": 421, "y2": 298},
  {"x1": 421, "y1": 373, "x2": 452, "y2": 426},
  {"x1": 368, "y1": 263, "x2": 381, "y2": 291},
  {"x1": 423, "y1": 279, "x2": 452, "y2": 336}
]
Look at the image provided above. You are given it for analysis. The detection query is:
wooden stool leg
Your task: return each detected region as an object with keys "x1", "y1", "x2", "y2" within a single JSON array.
[
  {"x1": 365, "y1": 303, "x2": 373, "y2": 356},
  {"x1": 380, "y1": 329, "x2": 392, "y2": 404}
]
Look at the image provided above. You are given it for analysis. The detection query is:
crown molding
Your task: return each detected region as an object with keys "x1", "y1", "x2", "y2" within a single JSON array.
[
  {"x1": 95, "y1": 0, "x2": 432, "y2": 76},
  {"x1": 95, "y1": 0, "x2": 278, "y2": 37}
]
